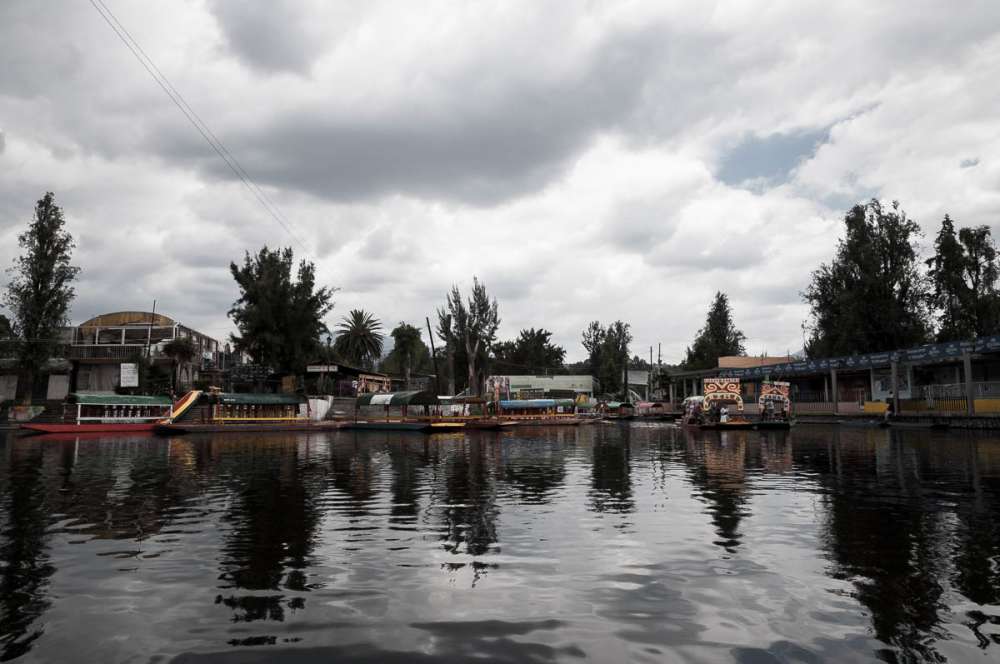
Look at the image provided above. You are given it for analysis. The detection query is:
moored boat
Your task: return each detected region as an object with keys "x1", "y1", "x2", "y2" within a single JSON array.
[
  {"x1": 496, "y1": 398, "x2": 582, "y2": 425},
  {"x1": 20, "y1": 392, "x2": 174, "y2": 435},
  {"x1": 154, "y1": 391, "x2": 336, "y2": 435}
]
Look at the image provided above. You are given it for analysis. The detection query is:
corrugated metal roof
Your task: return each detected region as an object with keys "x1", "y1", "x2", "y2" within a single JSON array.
[{"x1": 216, "y1": 393, "x2": 303, "y2": 405}]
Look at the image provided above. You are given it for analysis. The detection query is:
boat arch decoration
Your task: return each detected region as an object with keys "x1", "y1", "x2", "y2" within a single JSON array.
[
  {"x1": 758, "y1": 381, "x2": 791, "y2": 409},
  {"x1": 702, "y1": 377, "x2": 744, "y2": 412}
]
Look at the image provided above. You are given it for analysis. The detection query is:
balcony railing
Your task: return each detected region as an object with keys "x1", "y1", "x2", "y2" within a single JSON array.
[{"x1": 66, "y1": 344, "x2": 159, "y2": 360}]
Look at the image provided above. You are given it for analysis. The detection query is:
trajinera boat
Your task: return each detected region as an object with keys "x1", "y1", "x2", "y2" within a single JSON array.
[
  {"x1": 344, "y1": 391, "x2": 466, "y2": 433},
  {"x1": 496, "y1": 399, "x2": 583, "y2": 426},
  {"x1": 20, "y1": 392, "x2": 174, "y2": 435},
  {"x1": 155, "y1": 391, "x2": 344, "y2": 434}
]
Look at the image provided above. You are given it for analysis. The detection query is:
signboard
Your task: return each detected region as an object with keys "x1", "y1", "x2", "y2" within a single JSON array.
[
  {"x1": 120, "y1": 363, "x2": 139, "y2": 388},
  {"x1": 719, "y1": 334, "x2": 1000, "y2": 379},
  {"x1": 307, "y1": 364, "x2": 338, "y2": 373},
  {"x1": 702, "y1": 377, "x2": 744, "y2": 411},
  {"x1": 758, "y1": 381, "x2": 790, "y2": 408}
]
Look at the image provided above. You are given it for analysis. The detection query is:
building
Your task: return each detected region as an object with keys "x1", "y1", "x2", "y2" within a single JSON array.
[
  {"x1": 0, "y1": 311, "x2": 223, "y2": 403},
  {"x1": 489, "y1": 375, "x2": 595, "y2": 399}
]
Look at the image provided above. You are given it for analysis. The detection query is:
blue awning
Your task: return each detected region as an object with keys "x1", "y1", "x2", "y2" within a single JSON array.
[{"x1": 499, "y1": 399, "x2": 575, "y2": 410}]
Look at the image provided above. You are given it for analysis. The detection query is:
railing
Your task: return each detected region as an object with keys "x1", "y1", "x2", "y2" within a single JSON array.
[
  {"x1": 67, "y1": 344, "x2": 154, "y2": 360},
  {"x1": 919, "y1": 382, "x2": 1000, "y2": 399}
]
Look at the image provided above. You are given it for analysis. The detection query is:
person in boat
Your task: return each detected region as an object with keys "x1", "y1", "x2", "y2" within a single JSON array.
[
  {"x1": 763, "y1": 400, "x2": 774, "y2": 422},
  {"x1": 720, "y1": 405, "x2": 729, "y2": 423}
]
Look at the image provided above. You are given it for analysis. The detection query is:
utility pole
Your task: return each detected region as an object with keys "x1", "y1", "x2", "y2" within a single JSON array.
[
  {"x1": 425, "y1": 317, "x2": 440, "y2": 395},
  {"x1": 649, "y1": 346, "x2": 653, "y2": 400}
]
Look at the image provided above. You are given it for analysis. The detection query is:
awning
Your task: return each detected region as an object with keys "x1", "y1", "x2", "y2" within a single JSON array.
[
  {"x1": 499, "y1": 399, "x2": 576, "y2": 410},
  {"x1": 70, "y1": 393, "x2": 172, "y2": 406},
  {"x1": 215, "y1": 393, "x2": 304, "y2": 405},
  {"x1": 356, "y1": 391, "x2": 440, "y2": 406}
]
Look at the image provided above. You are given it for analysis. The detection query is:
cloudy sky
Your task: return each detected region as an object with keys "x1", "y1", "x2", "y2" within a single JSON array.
[{"x1": 2, "y1": 1, "x2": 999, "y2": 363}]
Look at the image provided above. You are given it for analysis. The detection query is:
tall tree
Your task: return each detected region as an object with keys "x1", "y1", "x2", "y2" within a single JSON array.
[
  {"x1": 435, "y1": 309, "x2": 456, "y2": 395},
  {"x1": 162, "y1": 336, "x2": 196, "y2": 393},
  {"x1": 492, "y1": 328, "x2": 566, "y2": 374},
  {"x1": 442, "y1": 277, "x2": 500, "y2": 396},
  {"x1": 333, "y1": 309, "x2": 384, "y2": 370},
  {"x1": 3, "y1": 192, "x2": 79, "y2": 402},
  {"x1": 389, "y1": 322, "x2": 423, "y2": 389},
  {"x1": 603, "y1": 321, "x2": 632, "y2": 399},
  {"x1": 581, "y1": 321, "x2": 605, "y2": 376},
  {"x1": 229, "y1": 246, "x2": 336, "y2": 375},
  {"x1": 684, "y1": 291, "x2": 746, "y2": 370},
  {"x1": 926, "y1": 216, "x2": 1000, "y2": 340},
  {"x1": 803, "y1": 200, "x2": 930, "y2": 357}
]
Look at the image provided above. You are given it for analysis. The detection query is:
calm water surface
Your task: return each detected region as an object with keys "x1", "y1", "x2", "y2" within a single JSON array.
[{"x1": 1, "y1": 424, "x2": 1000, "y2": 663}]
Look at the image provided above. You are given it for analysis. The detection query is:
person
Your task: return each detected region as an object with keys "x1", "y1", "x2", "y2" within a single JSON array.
[
  {"x1": 884, "y1": 392, "x2": 894, "y2": 423},
  {"x1": 720, "y1": 405, "x2": 729, "y2": 423},
  {"x1": 764, "y1": 400, "x2": 774, "y2": 421}
]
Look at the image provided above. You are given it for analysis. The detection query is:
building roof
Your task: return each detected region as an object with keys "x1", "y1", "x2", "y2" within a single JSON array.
[
  {"x1": 499, "y1": 399, "x2": 576, "y2": 410},
  {"x1": 493, "y1": 375, "x2": 594, "y2": 392},
  {"x1": 70, "y1": 393, "x2": 173, "y2": 406},
  {"x1": 78, "y1": 311, "x2": 177, "y2": 328}
]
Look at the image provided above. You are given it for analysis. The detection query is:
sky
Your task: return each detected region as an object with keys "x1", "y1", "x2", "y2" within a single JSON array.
[{"x1": 2, "y1": 1, "x2": 1000, "y2": 364}]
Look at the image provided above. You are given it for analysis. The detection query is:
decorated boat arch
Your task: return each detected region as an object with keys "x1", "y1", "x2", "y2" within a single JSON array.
[{"x1": 702, "y1": 377, "x2": 744, "y2": 412}]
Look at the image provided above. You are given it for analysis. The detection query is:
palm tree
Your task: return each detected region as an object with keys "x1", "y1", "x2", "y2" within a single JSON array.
[
  {"x1": 162, "y1": 336, "x2": 196, "y2": 394},
  {"x1": 334, "y1": 309, "x2": 383, "y2": 369}
]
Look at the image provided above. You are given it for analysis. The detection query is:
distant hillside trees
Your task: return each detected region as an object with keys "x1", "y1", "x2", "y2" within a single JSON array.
[
  {"x1": 581, "y1": 320, "x2": 632, "y2": 397},
  {"x1": 926, "y1": 215, "x2": 1000, "y2": 340},
  {"x1": 803, "y1": 200, "x2": 930, "y2": 357},
  {"x1": 683, "y1": 291, "x2": 745, "y2": 370},
  {"x1": 228, "y1": 246, "x2": 336, "y2": 375},
  {"x1": 3, "y1": 192, "x2": 79, "y2": 402}
]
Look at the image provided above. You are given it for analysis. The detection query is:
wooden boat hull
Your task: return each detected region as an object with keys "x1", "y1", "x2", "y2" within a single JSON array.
[
  {"x1": 700, "y1": 421, "x2": 791, "y2": 431},
  {"x1": 512, "y1": 418, "x2": 583, "y2": 426},
  {"x1": 21, "y1": 422, "x2": 158, "y2": 435},
  {"x1": 342, "y1": 421, "x2": 466, "y2": 433},
  {"x1": 464, "y1": 420, "x2": 519, "y2": 431},
  {"x1": 156, "y1": 421, "x2": 347, "y2": 435}
]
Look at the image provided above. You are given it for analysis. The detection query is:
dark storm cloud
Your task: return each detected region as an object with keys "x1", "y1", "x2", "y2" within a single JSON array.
[
  {"x1": 154, "y1": 24, "x2": 670, "y2": 205},
  {"x1": 207, "y1": 0, "x2": 323, "y2": 74}
]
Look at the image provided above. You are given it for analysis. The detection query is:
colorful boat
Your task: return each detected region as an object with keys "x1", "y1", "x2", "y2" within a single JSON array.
[
  {"x1": 344, "y1": 390, "x2": 467, "y2": 433},
  {"x1": 20, "y1": 393, "x2": 174, "y2": 435},
  {"x1": 497, "y1": 399, "x2": 583, "y2": 425},
  {"x1": 155, "y1": 391, "x2": 337, "y2": 434}
]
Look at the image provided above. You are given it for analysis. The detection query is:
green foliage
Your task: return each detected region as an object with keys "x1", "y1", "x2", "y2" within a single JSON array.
[
  {"x1": 492, "y1": 328, "x2": 566, "y2": 374},
  {"x1": 333, "y1": 309, "x2": 384, "y2": 369},
  {"x1": 386, "y1": 322, "x2": 424, "y2": 387},
  {"x1": 580, "y1": 320, "x2": 632, "y2": 397},
  {"x1": 926, "y1": 215, "x2": 1000, "y2": 340},
  {"x1": 229, "y1": 246, "x2": 336, "y2": 374},
  {"x1": 3, "y1": 193, "x2": 79, "y2": 377},
  {"x1": 804, "y1": 200, "x2": 930, "y2": 357},
  {"x1": 442, "y1": 277, "x2": 500, "y2": 395},
  {"x1": 435, "y1": 309, "x2": 457, "y2": 395},
  {"x1": 684, "y1": 291, "x2": 746, "y2": 370}
]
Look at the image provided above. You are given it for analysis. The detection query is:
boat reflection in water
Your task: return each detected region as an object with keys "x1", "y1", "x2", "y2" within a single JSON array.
[{"x1": 1, "y1": 424, "x2": 1000, "y2": 662}]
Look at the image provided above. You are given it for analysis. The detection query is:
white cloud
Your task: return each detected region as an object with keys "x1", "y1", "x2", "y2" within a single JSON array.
[{"x1": 1, "y1": 0, "x2": 999, "y2": 364}]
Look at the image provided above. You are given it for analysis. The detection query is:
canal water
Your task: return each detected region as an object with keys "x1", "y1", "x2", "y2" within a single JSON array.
[{"x1": 1, "y1": 424, "x2": 999, "y2": 663}]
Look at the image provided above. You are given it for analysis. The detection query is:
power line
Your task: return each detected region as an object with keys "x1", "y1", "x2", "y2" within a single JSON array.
[{"x1": 87, "y1": 0, "x2": 311, "y2": 255}]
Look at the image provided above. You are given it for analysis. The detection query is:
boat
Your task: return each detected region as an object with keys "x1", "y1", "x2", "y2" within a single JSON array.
[
  {"x1": 496, "y1": 398, "x2": 583, "y2": 425},
  {"x1": 20, "y1": 392, "x2": 174, "y2": 435},
  {"x1": 154, "y1": 391, "x2": 338, "y2": 435},
  {"x1": 700, "y1": 420, "x2": 791, "y2": 431},
  {"x1": 463, "y1": 419, "x2": 519, "y2": 431},
  {"x1": 344, "y1": 390, "x2": 468, "y2": 433}
]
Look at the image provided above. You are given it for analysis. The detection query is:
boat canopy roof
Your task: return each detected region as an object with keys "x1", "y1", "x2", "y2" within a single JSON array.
[
  {"x1": 499, "y1": 399, "x2": 575, "y2": 410},
  {"x1": 682, "y1": 395, "x2": 705, "y2": 404},
  {"x1": 356, "y1": 390, "x2": 439, "y2": 406},
  {"x1": 606, "y1": 401, "x2": 635, "y2": 409},
  {"x1": 69, "y1": 393, "x2": 172, "y2": 406},
  {"x1": 215, "y1": 393, "x2": 304, "y2": 405}
]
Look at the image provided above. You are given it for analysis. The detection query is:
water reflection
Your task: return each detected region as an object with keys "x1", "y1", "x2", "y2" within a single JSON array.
[{"x1": 0, "y1": 426, "x2": 999, "y2": 661}]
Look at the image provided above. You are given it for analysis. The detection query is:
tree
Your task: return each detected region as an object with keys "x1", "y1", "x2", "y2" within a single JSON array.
[
  {"x1": 435, "y1": 309, "x2": 456, "y2": 395},
  {"x1": 580, "y1": 320, "x2": 631, "y2": 397},
  {"x1": 927, "y1": 216, "x2": 1000, "y2": 340},
  {"x1": 3, "y1": 192, "x2": 79, "y2": 402},
  {"x1": 333, "y1": 309, "x2": 384, "y2": 370},
  {"x1": 442, "y1": 277, "x2": 500, "y2": 396},
  {"x1": 684, "y1": 291, "x2": 746, "y2": 369},
  {"x1": 803, "y1": 200, "x2": 930, "y2": 357},
  {"x1": 229, "y1": 246, "x2": 336, "y2": 375},
  {"x1": 389, "y1": 322, "x2": 423, "y2": 389},
  {"x1": 162, "y1": 336, "x2": 196, "y2": 393},
  {"x1": 492, "y1": 328, "x2": 566, "y2": 374}
]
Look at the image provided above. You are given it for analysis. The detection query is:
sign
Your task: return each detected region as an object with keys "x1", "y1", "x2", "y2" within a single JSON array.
[
  {"x1": 307, "y1": 364, "x2": 338, "y2": 373},
  {"x1": 120, "y1": 363, "x2": 139, "y2": 388}
]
